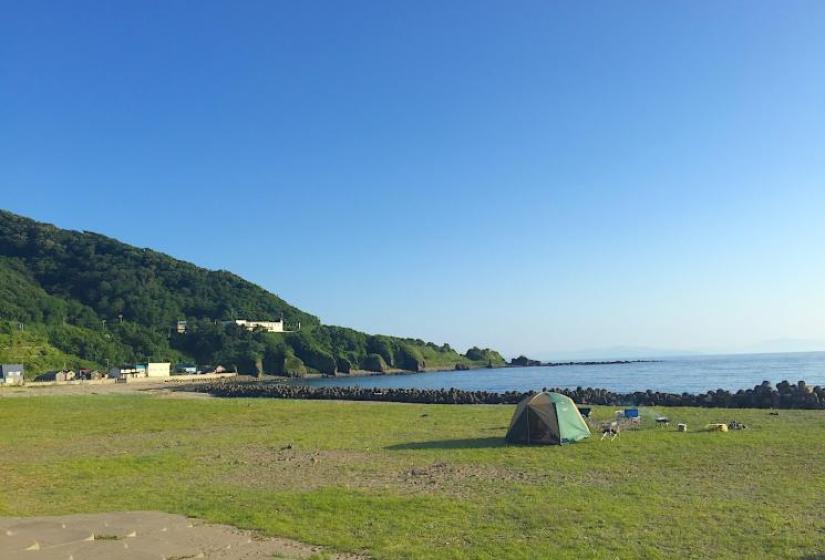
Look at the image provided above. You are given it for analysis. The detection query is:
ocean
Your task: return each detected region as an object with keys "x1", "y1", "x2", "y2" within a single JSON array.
[{"x1": 295, "y1": 351, "x2": 825, "y2": 394}]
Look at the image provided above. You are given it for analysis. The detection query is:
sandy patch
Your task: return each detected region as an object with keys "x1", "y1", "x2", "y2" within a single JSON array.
[
  {"x1": 0, "y1": 382, "x2": 171, "y2": 398},
  {"x1": 0, "y1": 383, "x2": 224, "y2": 400},
  {"x1": 0, "y1": 511, "x2": 365, "y2": 559}
]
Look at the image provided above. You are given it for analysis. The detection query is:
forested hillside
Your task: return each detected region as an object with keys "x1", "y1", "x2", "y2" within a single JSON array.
[{"x1": 0, "y1": 210, "x2": 504, "y2": 377}]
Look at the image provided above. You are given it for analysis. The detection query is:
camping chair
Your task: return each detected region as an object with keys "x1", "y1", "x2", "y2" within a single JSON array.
[
  {"x1": 655, "y1": 416, "x2": 670, "y2": 427},
  {"x1": 577, "y1": 406, "x2": 592, "y2": 418},
  {"x1": 624, "y1": 408, "x2": 641, "y2": 428},
  {"x1": 600, "y1": 421, "x2": 620, "y2": 441}
]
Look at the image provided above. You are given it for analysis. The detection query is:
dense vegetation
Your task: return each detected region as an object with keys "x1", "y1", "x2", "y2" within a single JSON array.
[
  {"x1": 0, "y1": 323, "x2": 98, "y2": 374},
  {"x1": 0, "y1": 210, "x2": 505, "y2": 376}
]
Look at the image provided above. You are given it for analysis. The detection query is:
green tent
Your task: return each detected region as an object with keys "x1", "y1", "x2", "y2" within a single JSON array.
[{"x1": 505, "y1": 392, "x2": 591, "y2": 445}]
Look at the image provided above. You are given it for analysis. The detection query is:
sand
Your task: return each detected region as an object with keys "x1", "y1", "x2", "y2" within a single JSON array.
[
  {"x1": 0, "y1": 511, "x2": 364, "y2": 559},
  {"x1": 0, "y1": 380, "x2": 223, "y2": 398}
]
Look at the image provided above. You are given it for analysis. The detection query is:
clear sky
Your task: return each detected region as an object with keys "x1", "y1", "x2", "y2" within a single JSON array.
[{"x1": 2, "y1": 1, "x2": 825, "y2": 358}]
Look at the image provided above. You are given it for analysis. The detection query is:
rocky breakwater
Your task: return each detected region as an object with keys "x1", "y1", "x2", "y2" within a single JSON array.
[{"x1": 190, "y1": 379, "x2": 825, "y2": 409}]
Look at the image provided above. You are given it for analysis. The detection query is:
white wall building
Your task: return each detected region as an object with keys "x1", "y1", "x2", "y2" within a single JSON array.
[
  {"x1": 108, "y1": 365, "x2": 144, "y2": 379},
  {"x1": 145, "y1": 362, "x2": 171, "y2": 377},
  {"x1": 0, "y1": 364, "x2": 24, "y2": 385},
  {"x1": 230, "y1": 319, "x2": 285, "y2": 333},
  {"x1": 109, "y1": 362, "x2": 170, "y2": 379}
]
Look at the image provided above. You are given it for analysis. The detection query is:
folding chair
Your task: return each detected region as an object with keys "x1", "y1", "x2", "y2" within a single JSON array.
[{"x1": 624, "y1": 408, "x2": 641, "y2": 428}]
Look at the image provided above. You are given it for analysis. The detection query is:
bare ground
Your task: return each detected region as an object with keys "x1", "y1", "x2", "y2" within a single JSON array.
[
  {"x1": 0, "y1": 381, "x2": 216, "y2": 398},
  {"x1": 218, "y1": 444, "x2": 587, "y2": 497},
  {"x1": 0, "y1": 511, "x2": 366, "y2": 559}
]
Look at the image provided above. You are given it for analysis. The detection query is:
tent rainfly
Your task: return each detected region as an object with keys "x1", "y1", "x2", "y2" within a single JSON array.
[{"x1": 505, "y1": 392, "x2": 591, "y2": 445}]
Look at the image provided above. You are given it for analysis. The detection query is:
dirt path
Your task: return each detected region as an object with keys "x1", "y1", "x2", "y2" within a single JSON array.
[
  {"x1": 0, "y1": 511, "x2": 365, "y2": 559},
  {"x1": 0, "y1": 380, "x2": 222, "y2": 398}
]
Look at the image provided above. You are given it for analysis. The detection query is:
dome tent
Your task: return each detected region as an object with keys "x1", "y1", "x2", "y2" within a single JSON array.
[{"x1": 505, "y1": 392, "x2": 591, "y2": 445}]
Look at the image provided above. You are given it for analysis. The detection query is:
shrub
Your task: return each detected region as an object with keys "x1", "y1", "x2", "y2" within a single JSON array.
[
  {"x1": 283, "y1": 354, "x2": 307, "y2": 377},
  {"x1": 362, "y1": 353, "x2": 388, "y2": 373},
  {"x1": 336, "y1": 356, "x2": 352, "y2": 374},
  {"x1": 395, "y1": 343, "x2": 425, "y2": 371},
  {"x1": 367, "y1": 336, "x2": 395, "y2": 367}
]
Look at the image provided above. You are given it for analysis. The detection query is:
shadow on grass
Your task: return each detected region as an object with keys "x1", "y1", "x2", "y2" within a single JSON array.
[{"x1": 386, "y1": 437, "x2": 505, "y2": 450}]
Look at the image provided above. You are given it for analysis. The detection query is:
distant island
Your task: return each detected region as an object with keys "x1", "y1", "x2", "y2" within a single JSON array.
[
  {"x1": 0, "y1": 210, "x2": 506, "y2": 378},
  {"x1": 507, "y1": 355, "x2": 659, "y2": 367}
]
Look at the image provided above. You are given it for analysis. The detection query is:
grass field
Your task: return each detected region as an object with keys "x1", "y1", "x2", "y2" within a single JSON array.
[{"x1": 0, "y1": 393, "x2": 823, "y2": 559}]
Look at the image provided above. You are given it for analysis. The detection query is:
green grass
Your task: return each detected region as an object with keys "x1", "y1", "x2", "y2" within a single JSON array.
[{"x1": 0, "y1": 395, "x2": 823, "y2": 559}]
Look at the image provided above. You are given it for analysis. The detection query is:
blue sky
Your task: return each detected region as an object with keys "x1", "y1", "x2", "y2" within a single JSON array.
[{"x1": 2, "y1": 1, "x2": 824, "y2": 357}]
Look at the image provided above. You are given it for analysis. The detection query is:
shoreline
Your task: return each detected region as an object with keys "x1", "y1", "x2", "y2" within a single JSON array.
[
  {"x1": 290, "y1": 359, "x2": 660, "y2": 381},
  {"x1": 8, "y1": 359, "x2": 659, "y2": 385},
  {"x1": 187, "y1": 379, "x2": 825, "y2": 409},
  {"x1": 3, "y1": 373, "x2": 821, "y2": 410}
]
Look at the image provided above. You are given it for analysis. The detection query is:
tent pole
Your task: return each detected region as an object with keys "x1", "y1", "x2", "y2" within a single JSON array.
[
  {"x1": 553, "y1": 403, "x2": 560, "y2": 445},
  {"x1": 526, "y1": 408, "x2": 530, "y2": 444}
]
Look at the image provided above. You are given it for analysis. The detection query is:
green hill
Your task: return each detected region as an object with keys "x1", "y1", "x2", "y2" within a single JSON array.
[
  {"x1": 0, "y1": 324, "x2": 97, "y2": 374},
  {"x1": 0, "y1": 210, "x2": 504, "y2": 377}
]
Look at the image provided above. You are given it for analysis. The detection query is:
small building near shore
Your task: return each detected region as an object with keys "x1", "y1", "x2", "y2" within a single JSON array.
[
  {"x1": 175, "y1": 363, "x2": 197, "y2": 374},
  {"x1": 36, "y1": 370, "x2": 76, "y2": 382},
  {"x1": 198, "y1": 364, "x2": 226, "y2": 374},
  {"x1": 108, "y1": 362, "x2": 170, "y2": 380},
  {"x1": 145, "y1": 362, "x2": 171, "y2": 377},
  {"x1": 0, "y1": 364, "x2": 24, "y2": 385},
  {"x1": 77, "y1": 368, "x2": 104, "y2": 380},
  {"x1": 109, "y1": 365, "x2": 144, "y2": 380}
]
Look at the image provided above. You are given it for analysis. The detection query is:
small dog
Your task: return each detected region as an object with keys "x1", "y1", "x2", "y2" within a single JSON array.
[{"x1": 601, "y1": 421, "x2": 620, "y2": 440}]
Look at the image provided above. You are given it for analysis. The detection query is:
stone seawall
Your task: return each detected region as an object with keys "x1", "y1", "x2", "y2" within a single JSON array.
[{"x1": 190, "y1": 379, "x2": 825, "y2": 409}]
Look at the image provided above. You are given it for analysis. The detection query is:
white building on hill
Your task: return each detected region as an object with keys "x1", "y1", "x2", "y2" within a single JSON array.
[{"x1": 229, "y1": 319, "x2": 285, "y2": 333}]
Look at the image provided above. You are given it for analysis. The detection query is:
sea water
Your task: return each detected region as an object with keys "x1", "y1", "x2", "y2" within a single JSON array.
[{"x1": 296, "y1": 351, "x2": 825, "y2": 394}]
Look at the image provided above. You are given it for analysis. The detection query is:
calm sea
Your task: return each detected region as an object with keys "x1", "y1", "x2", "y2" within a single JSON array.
[{"x1": 296, "y1": 351, "x2": 825, "y2": 394}]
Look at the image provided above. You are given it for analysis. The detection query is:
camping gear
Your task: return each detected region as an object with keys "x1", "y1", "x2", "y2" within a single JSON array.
[
  {"x1": 655, "y1": 416, "x2": 670, "y2": 427},
  {"x1": 728, "y1": 421, "x2": 747, "y2": 430},
  {"x1": 624, "y1": 408, "x2": 641, "y2": 428},
  {"x1": 506, "y1": 392, "x2": 591, "y2": 445},
  {"x1": 705, "y1": 423, "x2": 728, "y2": 432},
  {"x1": 677, "y1": 423, "x2": 688, "y2": 432},
  {"x1": 577, "y1": 406, "x2": 592, "y2": 418}
]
